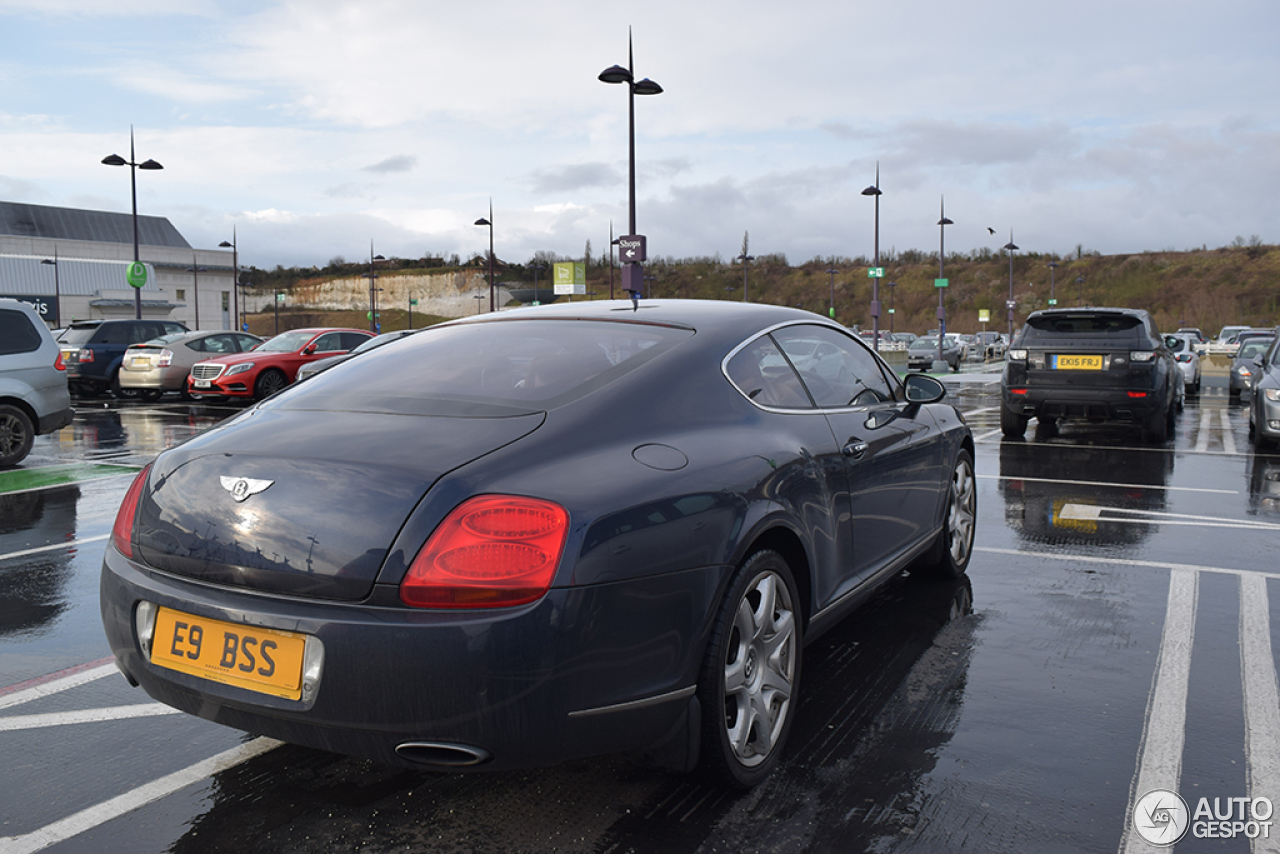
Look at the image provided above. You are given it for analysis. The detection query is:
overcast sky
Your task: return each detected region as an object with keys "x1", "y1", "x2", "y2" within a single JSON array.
[{"x1": 2, "y1": 0, "x2": 1278, "y2": 270}]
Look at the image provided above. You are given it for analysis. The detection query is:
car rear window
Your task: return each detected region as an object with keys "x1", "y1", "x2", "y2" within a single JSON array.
[
  {"x1": 1021, "y1": 313, "x2": 1145, "y2": 344},
  {"x1": 272, "y1": 318, "x2": 693, "y2": 415},
  {"x1": 60, "y1": 325, "x2": 99, "y2": 348},
  {"x1": 0, "y1": 308, "x2": 43, "y2": 356}
]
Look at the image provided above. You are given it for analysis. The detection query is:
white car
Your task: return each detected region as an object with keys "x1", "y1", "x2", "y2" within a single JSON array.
[
  {"x1": 1167, "y1": 333, "x2": 1202, "y2": 396},
  {"x1": 1209, "y1": 325, "x2": 1251, "y2": 357}
]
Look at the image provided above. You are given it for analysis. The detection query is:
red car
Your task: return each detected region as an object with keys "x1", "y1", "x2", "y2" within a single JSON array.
[{"x1": 187, "y1": 328, "x2": 375, "y2": 400}]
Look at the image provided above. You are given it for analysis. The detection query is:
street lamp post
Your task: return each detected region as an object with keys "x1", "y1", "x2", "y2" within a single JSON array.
[
  {"x1": 861, "y1": 164, "x2": 883, "y2": 352},
  {"x1": 737, "y1": 252, "x2": 754, "y2": 302},
  {"x1": 367, "y1": 242, "x2": 384, "y2": 332},
  {"x1": 219, "y1": 228, "x2": 240, "y2": 331},
  {"x1": 475, "y1": 200, "x2": 495, "y2": 312},
  {"x1": 826, "y1": 267, "x2": 839, "y2": 319},
  {"x1": 40, "y1": 247, "x2": 60, "y2": 327},
  {"x1": 1076, "y1": 275, "x2": 1086, "y2": 306},
  {"x1": 1003, "y1": 232, "x2": 1019, "y2": 341},
  {"x1": 1048, "y1": 260, "x2": 1059, "y2": 307},
  {"x1": 937, "y1": 199, "x2": 954, "y2": 368},
  {"x1": 185, "y1": 253, "x2": 206, "y2": 329},
  {"x1": 599, "y1": 29, "x2": 663, "y2": 298},
  {"x1": 101, "y1": 127, "x2": 163, "y2": 320},
  {"x1": 887, "y1": 280, "x2": 897, "y2": 332}
]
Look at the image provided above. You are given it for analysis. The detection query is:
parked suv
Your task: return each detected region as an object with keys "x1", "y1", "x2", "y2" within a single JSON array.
[
  {"x1": 0, "y1": 299, "x2": 74, "y2": 467},
  {"x1": 59, "y1": 319, "x2": 188, "y2": 399},
  {"x1": 1001, "y1": 307, "x2": 1180, "y2": 442}
]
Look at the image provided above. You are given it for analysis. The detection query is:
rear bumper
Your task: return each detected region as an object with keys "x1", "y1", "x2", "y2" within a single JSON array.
[
  {"x1": 1001, "y1": 386, "x2": 1165, "y2": 423},
  {"x1": 37, "y1": 406, "x2": 74, "y2": 435},
  {"x1": 100, "y1": 542, "x2": 723, "y2": 772}
]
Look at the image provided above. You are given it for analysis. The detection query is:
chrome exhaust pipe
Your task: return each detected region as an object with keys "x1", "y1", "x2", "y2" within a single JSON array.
[{"x1": 395, "y1": 741, "x2": 492, "y2": 767}]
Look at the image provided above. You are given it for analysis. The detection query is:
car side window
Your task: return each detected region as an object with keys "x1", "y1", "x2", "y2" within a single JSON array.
[
  {"x1": 203, "y1": 335, "x2": 235, "y2": 354},
  {"x1": 725, "y1": 336, "x2": 814, "y2": 409},
  {"x1": 312, "y1": 333, "x2": 344, "y2": 353},
  {"x1": 235, "y1": 335, "x2": 261, "y2": 352},
  {"x1": 339, "y1": 332, "x2": 373, "y2": 351},
  {"x1": 772, "y1": 325, "x2": 896, "y2": 408},
  {"x1": 0, "y1": 309, "x2": 42, "y2": 355}
]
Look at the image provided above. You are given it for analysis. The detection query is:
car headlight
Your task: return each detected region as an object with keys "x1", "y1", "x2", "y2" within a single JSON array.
[
  {"x1": 226, "y1": 363, "x2": 254, "y2": 376},
  {"x1": 1264, "y1": 389, "x2": 1280, "y2": 402},
  {"x1": 1007, "y1": 349, "x2": 1027, "y2": 361}
]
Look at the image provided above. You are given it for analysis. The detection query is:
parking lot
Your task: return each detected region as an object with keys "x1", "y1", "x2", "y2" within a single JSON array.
[{"x1": 2, "y1": 367, "x2": 1278, "y2": 853}]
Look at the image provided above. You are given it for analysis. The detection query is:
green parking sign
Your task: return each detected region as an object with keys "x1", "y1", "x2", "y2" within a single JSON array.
[{"x1": 125, "y1": 262, "x2": 148, "y2": 289}]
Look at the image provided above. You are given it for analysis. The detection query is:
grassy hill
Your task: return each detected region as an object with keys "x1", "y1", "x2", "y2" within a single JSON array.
[{"x1": 242, "y1": 244, "x2": 1280, "y2": 338}]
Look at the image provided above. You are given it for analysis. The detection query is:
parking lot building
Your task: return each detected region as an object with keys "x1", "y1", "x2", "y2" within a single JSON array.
[{"x1": 0, "y1": 201, "x2": 234, "y2": 330}]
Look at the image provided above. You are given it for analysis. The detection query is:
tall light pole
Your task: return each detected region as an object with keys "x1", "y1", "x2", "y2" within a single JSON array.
[
  {"x1": 1076, "y1": 275, "x2": 1086, "y2": 306},
  {"x1": 40, "y1": 247, "x2": 60, "y2": 327},
  {"x1": 887, "y1": 280, "x2": 897, "y2": 332},
  {"x1": 826, "y1": 267, "x2": 839, "y2": 319},
  {"x1": 861, "y1": 164, "x2": 883, "y2": 352},
  {"x1": 1048, "y1": 260, "x2": 1059, "y2": 307},
  {"x1": 737, "y1": 251, "x2": 754, "y2": 302},
  {"x1": 475, "y1": 199, "x2": 495, "y2": 311},
  {"x1": 599, "y1": 29, "x2": 663, "y2": 297},
  {"x1": 220, "y1": 228, "x2": 240, "y2": 331},
  {"x1": 101, "y1": 127, "x2": 163, "y2": 320},
  {"x1": 1003, "y1": 232, "x2": 1019, "y2": 341},
  {"x1": 185, "y1": 253, "x2": 206, "y2": 330},
  {"x1": 937, "y1": 199, "x2": 954, "y2": 368},
  {"x1": 367, "y1": 242, "x2": 384, "y2": 332}
]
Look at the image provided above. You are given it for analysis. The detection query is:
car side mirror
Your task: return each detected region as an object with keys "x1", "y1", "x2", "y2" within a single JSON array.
[
  {"x1": 303, "y1": 345, "x2": 316, "y2": 355},
  {"x1": 903, "y1": 372, "x2": 946, "y2": 404},
  {"x1": 1254, "y1": 356, "x2": 1264, "y2": 368}
]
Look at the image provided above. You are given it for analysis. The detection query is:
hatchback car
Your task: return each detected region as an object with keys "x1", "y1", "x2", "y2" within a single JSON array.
[
  {"x1": 907, "y1": 336, "x2": 962, "y2": 372},
  {"x1": 59, "y1": 319, "x2": 189, "y2": 399},
  {"x1": 119, "y1": 331, "x2": 265, "y2": 400},
  {"x1": 101, "y1": 300, "x2": 976, "y2": 789},
  {"x1": 187, "y1": 328, "x2": 374, "y2": 400},
  {"x1": 1001, "y1": 307, "x2": 1180, "y2": 442},
  {"x1": 1167, "y1": 333, "x2": 1202, "y2": 396},
  {"x1": 0, "y1": 299, "x2": 74, "y2": 467},
  {"x1": 1248, "y1": 337, "x2": 1280, "y2": 449},
  {"x1": 1230, "y1": 336, "x2": 1275, "y2": 398}
]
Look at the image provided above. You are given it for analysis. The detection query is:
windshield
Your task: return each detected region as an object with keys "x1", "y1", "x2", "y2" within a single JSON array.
[
  {"x1": 134, "y1": 332, "x2": 188, "y2": 348},
  {"x1": 59, "y1": 326, "x2": 98, "y2": 347},
  {"x1": 913, "y1": 338, "x2": 941, "y2": 349},
  {"x1": 1238, "y1": 339, "x2": 1273, "y2": 360}
]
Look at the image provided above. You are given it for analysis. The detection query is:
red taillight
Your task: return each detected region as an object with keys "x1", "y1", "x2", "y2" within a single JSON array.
[
  {"x1": 1009, "y1": 388, "x2": 1028, "y2": 396},
  {"x1": 400, "y1": 495, "x2": 570, "y2": 609},
  {"x1": 54, "y1": 351, "x2": 66, "y2": 371},
  {"x1": 112, "y1": 465, "x2": 152, "y2": 559},
  {"x1": 1127, "y1": 391, "x2": 1148, "y2": 398},
  {"x1": 158, "y1": 349, "x2": 174, "y2": 367}
]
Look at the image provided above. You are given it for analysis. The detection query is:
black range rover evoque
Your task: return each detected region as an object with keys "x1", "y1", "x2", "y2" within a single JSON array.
[{"x1": 1000, "y1": 307, "x2": 1181, "y2": 442}]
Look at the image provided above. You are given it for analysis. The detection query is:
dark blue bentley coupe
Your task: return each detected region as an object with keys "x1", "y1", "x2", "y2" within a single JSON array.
[{"x1": 101, "y1": 299, "x2": 976, "y2": 789}]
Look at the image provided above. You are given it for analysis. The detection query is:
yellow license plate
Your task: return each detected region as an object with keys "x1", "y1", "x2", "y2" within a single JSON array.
[
  {"x1": 130, "y1": 357, "x2": 150, "y2": 368},
  {"x1": 150, "y1": 607, "x2": 307, "y2": 700},
  {"x1": 1053, "y1": 354, "x2": 1104, "y2": 370}
]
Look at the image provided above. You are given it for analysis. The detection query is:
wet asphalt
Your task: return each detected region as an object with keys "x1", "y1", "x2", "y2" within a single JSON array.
[{"x1": 1, "y1": 364, "x2": 1277, "y2": 853}]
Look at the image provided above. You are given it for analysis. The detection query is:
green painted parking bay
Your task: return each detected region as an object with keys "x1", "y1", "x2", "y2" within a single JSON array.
[{"x1": 0, "y1": 463, "x2": 140, "y2": 494}]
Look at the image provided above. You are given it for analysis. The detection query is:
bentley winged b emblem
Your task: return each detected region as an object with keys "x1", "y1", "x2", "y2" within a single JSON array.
[{"x1": 220, "y1": 476, "x2": 274, "y2": 503}]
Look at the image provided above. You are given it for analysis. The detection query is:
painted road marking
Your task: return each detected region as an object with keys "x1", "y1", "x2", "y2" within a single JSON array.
[
  {"x1": 1121, "y1": 569, "x2": 1197, "y2": 854},
  {"x1": 0, "y1": 463, "x2": 139, "y2": 496},
  {"x1": 0, "y1": 535, "x2": 109, "y2": 564},
  {"x1": 978, "y1": 474, "x2": 1238, "y2": 496},
  {"x1": 0, "y1": 704, "x2": 181, "y2": 732},
  {"x1": 1240, "y1": 573, "x2": 1280, "y2": 854},
  {"x1": 1056, "y1": 503, "x2": 1280, "y2": 531},
  {"x1": 0, "y1": 660, "x2": 116, "y2": 711},
  {"x1": 0, "y1": 737, "x2": 282, "y2": 854}
]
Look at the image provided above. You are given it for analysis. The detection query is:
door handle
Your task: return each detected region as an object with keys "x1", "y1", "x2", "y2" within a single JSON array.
[{"x1": 842, "y1": 441, "x2": 868, "y2": 459}]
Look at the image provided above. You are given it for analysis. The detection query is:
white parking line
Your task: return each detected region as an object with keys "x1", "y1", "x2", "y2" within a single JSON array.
[
  {"x1": 1222, "y1": 409, "x2": 1238, "y2": 456},
  {"x1": 1057, "y1": 504, "x2": 1280, "y2": 531},
  {"x1": 1240, "y1": 574, "x2": 1280, "y2": 854},
  {"x1": 977, "y1": 474, "x2": 1238, "y2": 496},
  {"x1": 0, "y1": 704, "x2": 181, "y2": 732},
  {"x1": 0, "y1": 535, "x2": 109, "y2": 564},
  {"x1": 0, "y1": 660, "x2": 115, "y2": 712},
  {"x1": 1196, "y1": 410, "x2": 1213, "y2": 453},
  {"x1": 1121, "y1": 569, "x2": 1197, "y2": 854},
  {"x1": 0, "y1": 737, "x2": 281, "y2": 854}
]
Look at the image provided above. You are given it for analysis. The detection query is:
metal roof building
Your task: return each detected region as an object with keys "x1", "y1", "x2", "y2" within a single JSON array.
[{"x1": 0, "y1": 201, "x2": 236, "y2": 330}]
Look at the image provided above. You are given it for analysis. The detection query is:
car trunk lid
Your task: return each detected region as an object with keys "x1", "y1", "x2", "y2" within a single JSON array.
[{"x1": 133, "y1": 408, "x2": 545, "y2": 601}]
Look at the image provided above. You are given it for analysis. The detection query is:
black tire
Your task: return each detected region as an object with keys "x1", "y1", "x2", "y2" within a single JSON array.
[
  {"x1": 138, "y1": 390, "x2": 163, "y2": 402},
  {"x1": 110, "y1": 369, "x2": 140, "y2": 400},
  {"x1": 1143, "y1": 402, "x2": 1170, "y2": 443},
  {"x1": 916, "y1": 449, "x2": 977, "y2": 578},
  {"x1": 0, "y1": 404, "x2": 35, "y2": 468},
  {"x1": 254, "y1": 369, "x2": 288, "y2": 400},
  {"x1": 1000, "y1": 406, "x2": 1028, "y2": 439},
  {"x1": 697, "y1": 550, "x2": 801, "y2": 789},
  {"x1": 1190, "y1": 378, "x2": 1201, "y2": 397}
]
